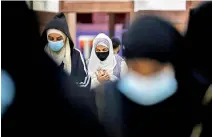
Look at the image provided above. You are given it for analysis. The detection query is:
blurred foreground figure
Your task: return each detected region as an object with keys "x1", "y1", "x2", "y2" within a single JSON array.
[
  {"x1": 185, "y1": 2, "x2": 212, "y2": 85},
  {"x1": 1, "y1": 2, "x2": 105, "y2": 137},
  {"x1": 88, "y1": 33, "x2": 127, "y2": 89},
  {"x1": 94, "y1": 16, "x2": 202, "y2": 137},
  {"x1": 185, "y1": 2, "x2": 212, "y2": 137},
  {"x1": 41, "y1": 12, "x2": 90, "y2": 89}
]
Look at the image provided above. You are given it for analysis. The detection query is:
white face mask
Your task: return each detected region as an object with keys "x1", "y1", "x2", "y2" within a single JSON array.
[{"x1": 118, "y1": 69, "x2": 178, "y2": 106}]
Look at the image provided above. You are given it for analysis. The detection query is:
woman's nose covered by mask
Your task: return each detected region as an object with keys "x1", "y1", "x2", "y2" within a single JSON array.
[
  {"x1": 47, "y1": 29, "x2": 66, "y2": 52},
  {"x1": 48, "y1": 40, "x2": 64, "y2": 52},
  {"x1": 96, "y1": 51, "x2": 109, "y2": 61},
  {"x1": 118, "y1": 67, "x2": 178, "y2": 106}
]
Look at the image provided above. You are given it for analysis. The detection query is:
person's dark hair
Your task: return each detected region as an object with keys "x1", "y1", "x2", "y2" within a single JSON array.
[{"x1": 111, "y1": 37, "x2": 121, "y2": 49}]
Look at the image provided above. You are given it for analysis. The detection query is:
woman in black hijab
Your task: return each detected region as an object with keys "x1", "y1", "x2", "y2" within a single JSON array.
[
  {"x1": 41, "y1": 12, "x2": 91, "y2": 90},
  {"x1": 185, "y1": 2, "x2": 212, "y2": 137},
  {"x1": 1, "y1": 1, "x2": 104, "y2": 137},
  {"x1": 94, "y1": 16, "x2": 202, "y2": 137}
]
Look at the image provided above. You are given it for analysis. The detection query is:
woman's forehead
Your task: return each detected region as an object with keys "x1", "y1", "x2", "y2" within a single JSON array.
[
  {"x1": 96, "y1": 45, "x2": 108, "y2": 49},
  {"x1": 128, "y1": 58, "x2": 174, "y2": 69},
  {"x1": 48, "y1": 33, "x2": 62, "y2": 37},
  {"x1": 128, "y1": 58, "x2": 163, "y2": 66}
]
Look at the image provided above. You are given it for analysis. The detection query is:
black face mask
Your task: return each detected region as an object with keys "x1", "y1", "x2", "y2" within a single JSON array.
[{"x1": 96, "y1": 51, "x2": 109, "y2": 61}]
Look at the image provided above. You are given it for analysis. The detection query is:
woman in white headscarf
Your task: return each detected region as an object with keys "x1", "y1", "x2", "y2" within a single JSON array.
[{"x1": 88, "y1": 33, "x2": 128, "y2": 89}]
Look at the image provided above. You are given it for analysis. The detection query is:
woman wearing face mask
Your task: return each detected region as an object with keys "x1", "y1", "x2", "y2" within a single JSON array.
[
  {"x1": 87, "y1": 33, "x2": 128, "y2": 89},
  {"x1": 41, "y1": 13, "x2": 90, "y2": 89},
  {"x1": 95, "y1": 16, "x2": 202, "y2": 137}
]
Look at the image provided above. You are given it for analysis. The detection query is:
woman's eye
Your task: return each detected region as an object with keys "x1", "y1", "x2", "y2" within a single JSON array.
[
  {"x1": 48, "y1": 37, "x2": 54, "y2": 41},
  {"x1": 57, "y1": 37, "x2": 63, "y2": 41}
]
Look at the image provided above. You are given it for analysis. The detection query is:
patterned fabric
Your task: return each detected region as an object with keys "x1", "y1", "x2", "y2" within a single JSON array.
[
  {"x1": 93, "y1": 38, "x2": 110, "y2": 48},
  {"x1": 113, "y1": 55, "x2": 124, "y2": 79}
]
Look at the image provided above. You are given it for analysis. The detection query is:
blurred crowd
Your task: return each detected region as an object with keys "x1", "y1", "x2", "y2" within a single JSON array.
[{"x1": 1, "y1": 1, "x2": 212, "y2": 137}]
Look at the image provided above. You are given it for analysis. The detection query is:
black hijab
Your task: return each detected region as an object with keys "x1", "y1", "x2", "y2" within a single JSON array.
[
  {"x1": 124, "y1": 16, "x2": 185, "y2": 77},
  {"x1": 41, "y1": 12, "x2": 74, "y2": 50}
]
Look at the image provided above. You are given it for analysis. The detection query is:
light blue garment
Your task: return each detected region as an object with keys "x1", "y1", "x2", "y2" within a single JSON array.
[
  {"x1": 118, "y1": 70, "x2": 178, "y2": 106},
  {"x1": 1, "y1": 70, "x2": 15, "y2": 116},
  {"x1": 48, "y1": 40, "x2": 64, "y2": 52}
]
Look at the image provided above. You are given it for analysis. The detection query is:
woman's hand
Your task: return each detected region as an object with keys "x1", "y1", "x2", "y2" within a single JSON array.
[
  {"x1": 96, "y1": 69, "x2": 110, "y2": 83},
  {"x1": 102, "y1": 70, "x2": 110, "y2": 81}
]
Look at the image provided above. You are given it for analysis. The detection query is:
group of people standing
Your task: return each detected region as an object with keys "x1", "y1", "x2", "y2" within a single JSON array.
[
  {"x1": 1, "y1": 1, "x2": 212, "y2": 137},
  {"x1": 41, "y1": 12, "x2": 128, "y2": 90}
]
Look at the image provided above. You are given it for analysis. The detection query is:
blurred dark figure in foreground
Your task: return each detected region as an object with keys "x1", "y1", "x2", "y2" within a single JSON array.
[
  {"x1": 1, "y1": 1, "x2": 105, "y2": 137},
  {"x1": 185, "y1": 2, "x2": 212, "y2": 85},
  {"x1": 111, "y1": 37, "x2": 121, "y2": 55},
  {"x1": 185, "y1": 2, "x2": 212, "y2": 137},
  {"x1": 41, "y1": 12, "x2": 91, "y2": 89},
  {"x1": 94, "y1": 16, "x2": 203, "y2": 137}
]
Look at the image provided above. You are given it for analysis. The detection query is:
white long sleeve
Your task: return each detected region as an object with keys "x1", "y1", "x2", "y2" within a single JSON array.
[{"x1": 90, "y1": 60, "x2": 128, "y2": 89}]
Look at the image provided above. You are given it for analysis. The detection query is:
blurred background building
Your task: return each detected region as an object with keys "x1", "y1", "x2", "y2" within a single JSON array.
[{"x1": 28, "y1": 0, "x2": 201, "y2": 59}]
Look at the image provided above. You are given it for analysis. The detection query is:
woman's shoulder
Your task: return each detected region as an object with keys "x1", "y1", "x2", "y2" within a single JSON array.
[
  {"x1": 72, "y1": 48, "x2": 82, "y2": 55},
  {"x1": 115, "y1": 54, "x2": 125, "y2": 62},
  {"x1": 72, "y1": 48, "x2": 85, "y2": 62}
]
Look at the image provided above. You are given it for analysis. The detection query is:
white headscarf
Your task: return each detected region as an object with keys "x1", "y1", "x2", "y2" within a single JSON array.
[
  {"x1": 88, "y1": 33, "x2": 116, "y2": 79},
  {"x1": 44, "y1": 29, "x2": 72, "y2": 75}
]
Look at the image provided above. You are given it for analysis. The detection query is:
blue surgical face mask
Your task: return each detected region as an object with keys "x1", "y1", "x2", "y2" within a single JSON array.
[
  {"x1": 48, "y1": 40, "x2": 64, "y2": 52},
  {"x1": 1, "y1": 70, "x2": 16, "y2": 116},
  {"x1": 118, "y1": 69, "x2": 177, "y2": 106}
]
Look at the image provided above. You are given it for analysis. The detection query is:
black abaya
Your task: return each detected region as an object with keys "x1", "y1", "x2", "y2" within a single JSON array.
[{"x1": 1, "y1": 2, "x2": 104, "y2": 137}]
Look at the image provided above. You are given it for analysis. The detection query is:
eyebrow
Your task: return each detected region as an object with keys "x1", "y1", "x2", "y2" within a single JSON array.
[
  {"x1": 48, "y1": 36, "x2": 63, "y2": 40},
  {"x1": 56, "y1": 36, "x2": 63, "y2": 38}
]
